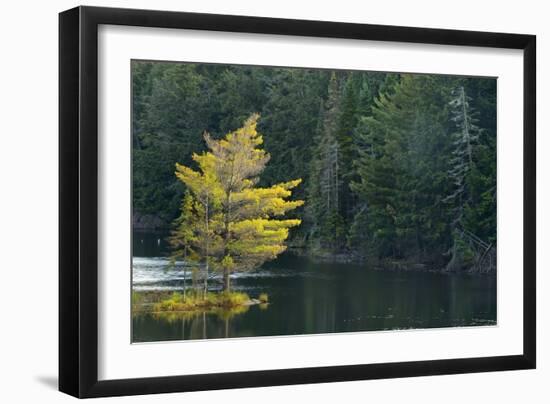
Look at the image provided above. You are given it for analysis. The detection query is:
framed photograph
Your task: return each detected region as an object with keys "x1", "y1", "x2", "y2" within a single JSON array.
[{"x1": 59, "y1": 6, "x2": 536, "y2": 398}]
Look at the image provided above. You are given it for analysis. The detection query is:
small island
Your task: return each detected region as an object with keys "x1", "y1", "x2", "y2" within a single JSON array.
[
  {"x1": 137, "y1": 114, "x2": 301, "y2": 316},
  {"x1": 133, "y1": 290, "x2": 269, "y2": 316}
]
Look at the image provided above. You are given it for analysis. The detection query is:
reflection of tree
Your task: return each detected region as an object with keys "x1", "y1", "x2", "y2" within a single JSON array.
[
  {"x1": 152, "y1": 305, "x2": 249, "y2": 323},
  {"x1": 150, "y1": 304, "x2": 252, "y2": 339}
]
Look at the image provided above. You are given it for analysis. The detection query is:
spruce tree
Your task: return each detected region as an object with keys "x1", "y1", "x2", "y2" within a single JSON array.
[
  {"x1": 307, "y1": 72, "x2": 346, "y2": 251},
  {"x1": 351, "y1": 74, "x2": 455, "y2": 260}
]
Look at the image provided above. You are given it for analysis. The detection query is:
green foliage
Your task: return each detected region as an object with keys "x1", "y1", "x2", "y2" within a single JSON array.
[
  {"x1": 306, "y1": 73, "x2": 344, "y2": 250},
  {"x1": 319, "y1": 210, "x2": 346, "y2": 251},
  {"x1": 133, "y1": 60, "x2": 496, "y2": 272},
  {"x1": 132, "y1": 62, "x2": 208, "y2": 221},
  {"x1": 259, "y1": 68, "x2": 328, "y2": 202},
  {"x1": 350, "y1": 74, "x2": 496, "y2": 266}
]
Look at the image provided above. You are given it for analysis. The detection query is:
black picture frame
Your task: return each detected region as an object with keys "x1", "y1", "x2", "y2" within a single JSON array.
[{"x1": 59, "y1": 5, "x2": 536, "y2": 398}]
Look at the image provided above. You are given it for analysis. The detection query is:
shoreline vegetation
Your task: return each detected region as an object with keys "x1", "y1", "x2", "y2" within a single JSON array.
[
  {"x1": 132, "y1": 63, "x2": 497, "y2": 276},
  {"x1": 132, "y1": 290, "x2": 269, "y2": 316},
  {"x1": 288, "y1": 245, "x2": 496, "y2": 274}
]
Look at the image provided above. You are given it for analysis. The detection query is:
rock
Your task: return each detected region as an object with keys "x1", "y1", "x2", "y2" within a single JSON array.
[{"x1": 244, "y1": 299, "x2": 261, "y2": 306}]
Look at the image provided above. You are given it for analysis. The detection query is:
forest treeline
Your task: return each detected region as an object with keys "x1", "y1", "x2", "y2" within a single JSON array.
[{"x1": 132, "y1": 61, "x2": 496, "y2": 272}]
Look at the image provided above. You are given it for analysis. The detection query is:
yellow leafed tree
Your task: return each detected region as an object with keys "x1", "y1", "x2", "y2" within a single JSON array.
[{"x1": 172, "y1": 114, "x2": 304, "y2": 292}]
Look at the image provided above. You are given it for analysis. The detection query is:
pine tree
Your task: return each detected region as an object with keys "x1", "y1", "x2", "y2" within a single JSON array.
[
  {"x1": 443, "y1": 85, "x2": 487, "y2": 271},
  {"x1": 132, "y1": 62, "x2": 209, "y2": 223},
  {"x1": 444, "y1": 85, "x2": 481, "y2": 221},
  {"x1": 351, "y1": 74, "x2": 455, "y2": 259},
  {"x1": 335, "y1": 73, "x2": 361, "y2": 222},
  {"x1": 462, "y1": 78, "x2": 497, "y2": 245},
  {"x1": 307, "y1": 72, "x2": 347, "y2": 250},
  {"x1": 356, "y1": 76, "x2": 373, "y2": 117},
  {"x1": 259, "y1": 68, "x2": 328, "y2": 202},
  {"x1": 173, "y1": 114, "x2": 304, "y2": 291}
]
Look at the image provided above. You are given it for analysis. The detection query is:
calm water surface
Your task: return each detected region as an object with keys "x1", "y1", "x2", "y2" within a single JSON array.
[{"x1": 132, "y1": 231, "x2": 496, "y2": 342}]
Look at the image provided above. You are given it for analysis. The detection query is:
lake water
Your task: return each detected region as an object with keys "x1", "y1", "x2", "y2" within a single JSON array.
[{"x1": 132, "y1": 230, "x2": 496, "y2": 342}]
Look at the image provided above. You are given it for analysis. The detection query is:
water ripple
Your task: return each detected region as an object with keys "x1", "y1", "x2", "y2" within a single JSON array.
[{"x1": 132, "y1": 256, "x2": 328, "y2": 291}]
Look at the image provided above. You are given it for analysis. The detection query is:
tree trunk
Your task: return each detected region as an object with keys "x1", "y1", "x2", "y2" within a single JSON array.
[
  {"x1": 182, "y1": 251, "x2": 187, "y2": 298},
  {"x1": 222, "y1": 191, "x2": 231, "y2": 293},
  {"x1": 182, "y1": 272, "x2": 186, "y2": 298},
  {"x1": 445, "y1": 240, "x2": 459, "y2": 272},
  {"x1": 203, "y1": 194, "x2": 209, "y2": 299},
  {"x1": 223, "y1": 269, "x2": 231, "y2": 292},
  {"x1": 202, "y1": 312, "x2": 206, "y2": 339},
  {"x1": 203, "y1": 261, "x2": 209, "y2": 299}
]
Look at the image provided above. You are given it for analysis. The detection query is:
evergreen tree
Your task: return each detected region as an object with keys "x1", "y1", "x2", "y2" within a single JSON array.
[
  {"x1": 335, "y1": 73, "x2": 361, "y2": 222},
  {"x1": 132, "y1": 62, "x2": 208, "y2": 222},
  {"x1": 307, "y1": 72, "x2": 346, "y2": 250},
  {"x1": 444, "y1": 84, "x2": 494, "y2": 271},
  {"x1": 444, "y1": 85, "x2": 481, "y2": 224},
  {"x1": 173, "y1": 115, "x2": 304, "y2": 291},
  {"x1": 259, "y1": 68, "x2": 328, "y2": 199},
  {"x1": 462, "y1": 78, "x2": 497, "y2": 244},
  {"x1": 351, "y1": 74, "x2": 455, "y2": 260}
]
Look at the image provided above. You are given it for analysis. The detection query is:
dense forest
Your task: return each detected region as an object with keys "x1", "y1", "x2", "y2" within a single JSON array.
[{"x1": 132, "y1": 61, "x2": 496, "y2": 273}]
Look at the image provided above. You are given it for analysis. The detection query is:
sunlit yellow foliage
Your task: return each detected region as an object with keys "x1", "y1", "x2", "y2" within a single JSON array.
[{"x1": 172, "y1": 114, "x2": 304, "y2": 290}]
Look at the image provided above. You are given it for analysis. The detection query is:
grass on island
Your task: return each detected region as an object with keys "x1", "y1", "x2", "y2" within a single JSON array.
[
  {"x1": 154, "y1": 291, "x2": 250, "y2": 312},
  {"x1": 258, "y1": 293, "x2": 269, "y2": 303},
  {"x1": 132, "y1": 290, "x2": 269, "y2": 316}
]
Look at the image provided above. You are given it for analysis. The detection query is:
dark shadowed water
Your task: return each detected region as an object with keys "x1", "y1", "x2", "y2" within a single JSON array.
[{"x1": 132, "y1": 230, "x2": 496, "y2": 342}]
